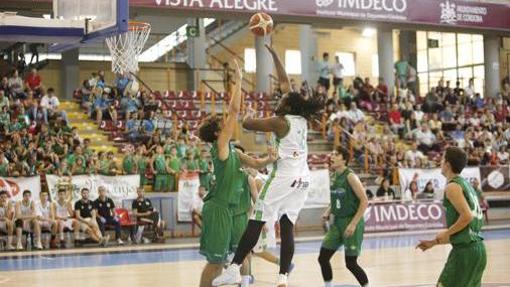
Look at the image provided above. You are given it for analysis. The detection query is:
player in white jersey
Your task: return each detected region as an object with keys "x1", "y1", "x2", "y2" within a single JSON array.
[
  {"x1": 0, "y1": 190, "x2": 15, "y2": 250},
  {"x1": 55, "y1": 188, "x2": 80, "y2": 247},
  {"x1": 15, "y1": 190, "x2": 43, "y2": 250},
  {"x1": 36, "y1": 190, "x2": 58, "y2": 248},
  {"x1": 213, "y1": 44, "x2": 325, "y2": 287}
]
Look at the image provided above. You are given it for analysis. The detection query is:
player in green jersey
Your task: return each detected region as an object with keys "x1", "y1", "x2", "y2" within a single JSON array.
[
  {"x1": 319, "y1": 148, "x2": 369, "y2": 287},
  {"x1": 197, "y1": 60, "x2": 277, "y2": 287},
  {"x1": 417, "y1": 146, "x2": 486, "y2": 287}
]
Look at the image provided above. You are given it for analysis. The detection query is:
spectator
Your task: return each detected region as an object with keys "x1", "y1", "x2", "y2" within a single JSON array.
[
  {"x1": 439, "y1": 105, "x2": 455, "y2": 123},
  {"x1": 472, "y1": 93, "x2": 484, "y2": 110},
  {"x1": 135, "y1": 145, "x2": 149, "y2": 187},
  {"x1": 122, "y1": 146, "x2": 137, "y2": 174},
  {"x1": 394, "y1": 56, "x2": 410, "y2": 88},
  {"x1": 99, "y1": 151, "x2": 118, "y2": 175},
  {"x1": 374, "y1": 77, "x2": 388, "y2": 102},
  {"x1": 198, "y1": 150, "x2": 213, "y2": 192},
  {"x1": 132, "y1": 187, "x2": 165, "y2": 243},
  {"x1": 423, "y1": 87, "x2": 441, "y2": 113},
  {"x1": 152, "y1": 145, "x2": 173, "y2": 193},
  {"x1": 421, "y1": 181, "x2": 435, "y2": 199},
  {"x1": 404, "y1": 142, "x2": 425, "y2": 167},
  {"x1": 0, "y1": 90, "x2": 9, "y2": 111},
  {"x1": 29, "y1": 43, "x2": 42, "y2": 65},
  {"x1": 93, "y1": 91, "x2": 111, "y2": 125},
  {"x1": 346, "y1": 102, "x2": 365, "y2": 124},
  {"x1": 74, "y1": 188, "x2": 109, "y2": 246},
  {"x1": 331, "y1": 56, "x2": 344, "y2": 93},
  {"x1": 317, "y1": 52, "x2": 331, "y2": 92},
  {"x1": 413, "y1": 123, "x2": 439, "y2": 153},
  {"x1": 0, "y1": 77, "x2": 9, "y2": 97},
  {"x1": 115, "y1": 73, "x2": 130, "y2": 96},
  {"x1": 8, "y1": 70, "x2": 24, "y2": 99},
  {"x1": 388, "y1": 104, "x2": 403, "y2": 135},
  {"x1": 167, "y1": 146, "x2": 181, "y2": 192},
  {"x1": 120, "y1": 92, "x2": 141, "y2": 116},
  {"x1": 402, "y1": 180, "x2": 418, "y2": 202},
  {"x1": 183, "y1": 149, "x2": 199, "y2": 173},
  {"x1": 464, "y1": 78, "x2": 475, "y2": 99},
  {"x1": 450, "y1": 124, "x2": 466, "y2": 146},
  {"x1": 24, "y1": 68, "x2": 42, "y2": 93},
  {"x1": 94, "y1": 186, "x2": 123, "y2": 245},
  {"x1": 376, "y1": 178, "x2": 396, "y2": 200}
]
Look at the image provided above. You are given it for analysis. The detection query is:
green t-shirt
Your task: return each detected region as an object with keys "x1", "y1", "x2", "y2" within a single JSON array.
[
  {"x1": 184, "y1": 158, "x2": 198, "y2": 171},
  {"x1": 154, "y1": 154, "x2": 167, "y2": 174},
  {"x1": 204, "y1": 142, "x2": 244, "y2": 207},
  {"x1": 445, "y1": 176, "x2": 484, "y2": 245},
  {"x1": 330, "y1": 168, "x2": 359, "y2": 218},
  {"x1": 136, "y1": 155, "x2": 147, "y2": 175},
  {"x1": 168, "y1": 156, "x2": 181, "y2": 172},
  {"x1": 123, "y1": 155, "x2": 136, "y2": 174},
  {"x1": 232, "y1": 172, "x2": 251, "y2": 215},
  {"x1": 99, "y1": 159, "x2": 112, "y2": 174},
  {"x1": 0, "y1": 162, "x2": 9, "y2": 177},
  {"x1": 394, "y1": 60, "x2": 409, "y2": 77}
]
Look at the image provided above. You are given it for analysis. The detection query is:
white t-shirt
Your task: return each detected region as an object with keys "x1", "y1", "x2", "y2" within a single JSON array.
[
  {"x1": 414, "y1": 129, "x2": 436, "y2": 146},
  {"x1": 331, "y1": 63, "x2": 344, "y2": 78},
  {"x1": 404, "y1": 150, "x2": 424, "y2": 166},
  {"x1": 40, "y1": 95, "x2": 50, "y2": 109},
  {"x1": 49, "y1": 96, "x2": 60, "y2": 110},
  {"x1": 347, "y1": 109, "x2": 365, "y2": 123}
]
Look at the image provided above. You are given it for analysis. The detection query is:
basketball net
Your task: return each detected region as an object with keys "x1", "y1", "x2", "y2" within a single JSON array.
[{"x1": 106, "y1": 21, "x2": 151, "y2": 75}]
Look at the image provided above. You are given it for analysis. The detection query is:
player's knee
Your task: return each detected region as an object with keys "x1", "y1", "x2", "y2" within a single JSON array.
[
  {"x1": 345, "y1": 256, "x2": 359, "y2": 271},
  {"x1": 318, "y1": 252, "x2": 330, "y2": 266}
]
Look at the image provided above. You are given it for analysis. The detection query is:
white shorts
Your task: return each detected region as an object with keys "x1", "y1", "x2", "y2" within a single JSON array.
[
  {"x1": 0, "y1": 221, "x2": 6, "y2": 231},
  {"x1": 251, "y1": 175, "x2": 309, "y2": 225},
  {"x1": 19, "y1": 219, "x2": 33, "y2": 232},
  {"x1": 39, "y1": 220, "x2": 54, "y2": 230},
  {"x1": 59, "y1": 219, "x2": 75, "y2": 230},
  {"x1": 253, "y1": 221, "x2": 277, "y2": 253}
]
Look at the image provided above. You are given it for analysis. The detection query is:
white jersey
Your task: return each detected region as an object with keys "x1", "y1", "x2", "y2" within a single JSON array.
[
  {"x1": 0, "y1": 203, "x2": 8, "y2": 219},
  {"x1": 273, "y1": 115, "x2": 309, "y2": 177},
  {"x1": 56, "y1": 201, "x2": 71, "y2": 218},
  {"x1": 37, "y1": 201, "x2": 51, "y2": 219},
  {"x1": 20, "y1": 200, "x2": 33, "y2": 217}
]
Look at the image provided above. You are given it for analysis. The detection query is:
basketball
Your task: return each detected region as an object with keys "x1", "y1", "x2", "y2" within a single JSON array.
[{"x1": 249, "y1": 12, "x2": 274, "y2": 36}]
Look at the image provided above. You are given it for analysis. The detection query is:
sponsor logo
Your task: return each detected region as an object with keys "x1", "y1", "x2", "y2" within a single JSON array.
[
  {"x1": 316, "y1": 0, "x2": 334, "y2": 8},
  {"x1": 487, "y1": 170, "x2": 505, "y2": 189},
  {"x1": 0, "y1": 178, "x2": 20, "y2": 198},
  {"x1": 154, "y1": 0, "x2": 278, "y2": 12},
  {"x1": 440, "y1": 0, "x2": 457, "y2": 24}
]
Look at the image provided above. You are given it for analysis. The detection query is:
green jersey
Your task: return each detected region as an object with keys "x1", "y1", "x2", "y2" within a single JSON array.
[
  {"x1": 154, "y1": 154, "x2": 167, "y2": 174},
  {"x1": 232, "y1": 172, "x2": 251, "y2": 215},
  {"x1": 184, "y1": 158, "x2": 198, "y2": 171},
  {"x1": 123, "y1": 155, "x2": 136, "y2": 174},
  {"x1": 330, "y1": 168, "x2": 359, "y2": 218},
  {"x1": 445, "y1": 176, "x2": 484, "y2": 245},
  {"x1": 204, "y1": 142, "x2": 244, "y2": 207},
  {"x1": 136, "y1": 155, "x2": 147, "y2": 174},
  {"x1": 0, "y1": 162, "x2": 8, "y2": 176},
  {"x1": 168, "y1": 156, "x2": 181, "y2": 172}
]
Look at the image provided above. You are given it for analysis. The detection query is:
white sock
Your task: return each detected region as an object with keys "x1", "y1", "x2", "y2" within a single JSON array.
[
  {"x1": 229, "y1": 263, "x2": 240, "y2": 271},
  {"x1": 362, "y1": 284, "x2": 370, "y2": 287},
  {"x1": 324, "y1": 281, "x2": 333, "y2": 287},
  {"x1": 240, "y1": 275, "x2": 250, "y2": 287}
]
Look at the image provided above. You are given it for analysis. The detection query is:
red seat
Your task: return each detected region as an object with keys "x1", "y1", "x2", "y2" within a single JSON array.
[{"x1": 115, "y1": 208, "x2": 137, "y2": 227}]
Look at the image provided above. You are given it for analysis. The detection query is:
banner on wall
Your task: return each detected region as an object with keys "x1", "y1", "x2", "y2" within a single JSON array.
[
  {"x1": 303, "y1": 169, "x2": 331, "y2": 209},
  {"x1": 45, "y1": 175, "x2": 139, "y2": 204},
  {"x1": 399, "y1": 167, "x2": 481, "y2": 199},
  {"x1": 0, "y1": 176, "x2": 41, "y2": 201},
  {"x1": 364, "y1": 201, "x2": 446, "y2": 232},
  {"x1": 177, "y1": 172, "x2": 201, "y2": 222},
  {"x1": 480, "y1": 166, "x2": 510, "y2": 192}
]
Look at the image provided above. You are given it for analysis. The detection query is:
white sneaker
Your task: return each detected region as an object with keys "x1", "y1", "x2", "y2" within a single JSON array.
[
  {"x1": 16, "y1": 242, "x2": 23, "y2": 251},
  {"x1": 35, "y1": 241, "x2": 43, "y2": 250},
  {"x1": 212, "y1": 264, "x2": 242, "y2": 286},
  {"x1": 117, "y1": 239, "x2": 124, "y2": 245},
  {"x1": 6, "y1": 244, "x2": 15, "y2": 251},
  {"x1": 276, "y1": 274, "x2": 288, "y2": 287},
  {"x1": 101, "y1": 235, "x2": 110, "y2": 247},
  {"x1": 142, "y1": 237, "x2": 150, "y2": 244}
]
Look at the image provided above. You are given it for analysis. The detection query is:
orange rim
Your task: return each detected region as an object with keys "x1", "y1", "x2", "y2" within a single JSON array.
[{"x1": 128, "y1": 21, "x2": 151, "y2": 31}]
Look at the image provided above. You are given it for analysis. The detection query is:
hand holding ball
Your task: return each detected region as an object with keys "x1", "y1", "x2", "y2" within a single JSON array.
[{"x1": 249, "y1": 12, "x2": 274, "y2": 36}]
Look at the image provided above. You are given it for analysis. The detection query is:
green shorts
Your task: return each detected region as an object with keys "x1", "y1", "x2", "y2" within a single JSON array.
[
  {"x1": 231, "y1": 212, "x2": 248, "y2": 251},
  {"x1": 199, "y1": 200, "x2": 234, "y2": 264},
  {"x1": 321, "y1": 217, "x2": 364, "y2": 256},
  {"x1": 154, "y1": 174, "x2": 170, "y2": 192},
  {"x1": 438, "y1": 241, "x2": 486, "y2": 287}
]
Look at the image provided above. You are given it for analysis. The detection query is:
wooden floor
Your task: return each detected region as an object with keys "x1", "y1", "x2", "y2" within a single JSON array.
[{"x1": 0, "y1": 230, "x2": 509, "y2": 287}]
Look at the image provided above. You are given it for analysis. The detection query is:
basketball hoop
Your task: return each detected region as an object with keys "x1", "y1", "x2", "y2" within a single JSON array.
[{"x1": 106, "y1": 21, "x2": 151, "y2": 75}]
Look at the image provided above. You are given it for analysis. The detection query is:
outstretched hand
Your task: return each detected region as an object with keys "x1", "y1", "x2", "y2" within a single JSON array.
[
  {"x1": 232, "y1": 59, "x2": 242, "y2": 89},
  {"x1": 267, "y1": 146, "x2": 278, "y2": 163},
  {"x1": 416, "y1": 239, "x2": 436, "y2": 252}
]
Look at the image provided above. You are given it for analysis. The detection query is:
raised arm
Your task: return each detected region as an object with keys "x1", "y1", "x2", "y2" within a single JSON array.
[
  {"x1": 217, "y1": 60, "x2": 243, "y2": 161},
  {"x1": 265, "y1": 44, "x2": 291, "y2": 94}
]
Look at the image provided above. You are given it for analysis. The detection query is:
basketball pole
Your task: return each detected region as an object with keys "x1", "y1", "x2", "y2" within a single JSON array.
[{"x1": 129, "y1": 71, "x2": 153, "y2": 94}]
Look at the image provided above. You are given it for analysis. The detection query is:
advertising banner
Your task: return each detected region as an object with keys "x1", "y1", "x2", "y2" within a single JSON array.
[
  {"x1": 0, "y1": 176, "x2": 41, "y2": 201},
  {"x1": 303, "y1": 169, "x2": 331, "y2": 209},
  {"x1": 480, "y1": 166, "x2": 510, "y2": 192},
  {"x1": 364, "y1": 201, "x2": 446, "y2": 232}
]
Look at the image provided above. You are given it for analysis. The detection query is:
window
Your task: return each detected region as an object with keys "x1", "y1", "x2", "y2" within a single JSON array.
[
  {"x1": 244, "y1": 48, "x2": 256, "y2": 73},
  {"x1": 372, "y1": 54, "x2": 379, "y2": 77},
  {"x1": 335, "y1": 52, "x2": 355, "y2": 76},
  {"x1": 285, "y1": 50, "x2": 301, "y2": 75}
]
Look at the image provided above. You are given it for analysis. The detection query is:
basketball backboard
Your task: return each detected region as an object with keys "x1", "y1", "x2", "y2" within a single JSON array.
[{"x1": 0, "y1": 0, "x2": 128, "y2": 52}]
